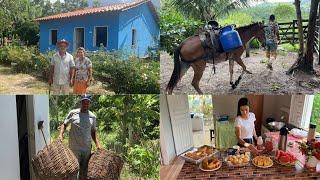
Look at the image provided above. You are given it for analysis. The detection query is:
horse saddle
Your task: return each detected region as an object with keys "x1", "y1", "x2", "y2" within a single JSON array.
[{"x1": 199, "y1": 29, "x2": 223, "y2": 60}]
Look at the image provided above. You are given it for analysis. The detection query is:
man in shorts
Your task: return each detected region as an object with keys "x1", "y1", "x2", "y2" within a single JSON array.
[{"x1": 264, "y1": 14, "x2": 280, "y2": 70}]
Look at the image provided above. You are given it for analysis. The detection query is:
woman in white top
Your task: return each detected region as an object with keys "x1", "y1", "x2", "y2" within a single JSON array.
[{"x1": 235, "y1": 98, "x2": 259, "y2": 154}]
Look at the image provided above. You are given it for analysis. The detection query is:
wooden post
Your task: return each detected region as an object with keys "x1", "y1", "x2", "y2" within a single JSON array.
[
  {"x1": 292, "y1": 20, "x2": 296, "y2": 44},
  {"x1": 245, "y1": 40, "x2": 251, "y2": 57}
]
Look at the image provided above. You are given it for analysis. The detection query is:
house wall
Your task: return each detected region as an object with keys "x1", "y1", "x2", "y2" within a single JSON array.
[
  {"x1": 118, "y1": 2, "x2": 159, "y2": 57},
  {"x1": 39, "y1": 12, "x2": 120, "y2": 53},
  {"x1": 262, "y1": 95, "x2": 292, "y2": 123},
  {"x1": 160, "y1": 95, "x2": 176, "y2": 165},
  {"x1": 0, "y1": 96, "x2": 21, "y2": 180},
  {"x1": 212, "y1": 95, "x2": 243, "y2": 120}
]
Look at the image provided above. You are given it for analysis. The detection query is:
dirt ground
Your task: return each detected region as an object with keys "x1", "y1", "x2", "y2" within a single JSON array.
[
  {"x1": 0, "y1": 64, "x2": 112, "y2": 95},
  {"x1": 161, "y1": 49, "x2": 320, "y2": 95}
]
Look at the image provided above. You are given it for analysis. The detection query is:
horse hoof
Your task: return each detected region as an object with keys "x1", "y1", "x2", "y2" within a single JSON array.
[
  {"x1": 231, "y1": 84, "x2": 236, "y2": 89},
  {"x1": 230, "y1": 81, "x2": 234, "y2": 85}
]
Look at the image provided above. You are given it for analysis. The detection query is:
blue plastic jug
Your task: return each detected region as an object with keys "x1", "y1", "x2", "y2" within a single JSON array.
[{"x1": 219, "y1": 25, "x2": 243, "y2": 52}]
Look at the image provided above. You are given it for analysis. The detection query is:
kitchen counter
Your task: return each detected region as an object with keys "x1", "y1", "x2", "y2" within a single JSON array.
[{"x1": 177, "y1": 160, "x2": 319, "y2": 179}]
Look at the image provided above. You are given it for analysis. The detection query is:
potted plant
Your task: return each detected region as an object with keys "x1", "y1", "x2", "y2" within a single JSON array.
[{"x1": 296, "y1": 140, "x2": 320, "y2": 171}]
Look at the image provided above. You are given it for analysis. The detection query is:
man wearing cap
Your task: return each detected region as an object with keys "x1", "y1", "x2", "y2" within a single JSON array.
[
  {"x1": 59, "y1": 95, "x2": 101, "y2": 180},
  {"x1": 49, "y1": 39, "x2": 75, "y2": 94}
]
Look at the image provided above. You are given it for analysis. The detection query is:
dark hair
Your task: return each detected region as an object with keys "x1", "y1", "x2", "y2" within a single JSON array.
[
  {"x1": 237, "y1": 98, "x2": 249, "y2": 116},
  {"x1": 269, "y1": 14, "x2": 275, "y2": 21}
]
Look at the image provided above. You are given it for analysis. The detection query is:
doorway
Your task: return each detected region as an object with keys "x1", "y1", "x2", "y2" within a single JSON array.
[
  {"x1": 74, "y1": 27, "x2": 84, "y2": 50},
  {"x1": 16, "y1": 95, "x2": 30, "y2": 180}
]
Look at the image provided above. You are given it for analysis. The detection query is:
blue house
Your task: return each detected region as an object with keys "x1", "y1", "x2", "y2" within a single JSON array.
[{"x1": 36, "y1": 0, "x2": 159, "y2": 58}]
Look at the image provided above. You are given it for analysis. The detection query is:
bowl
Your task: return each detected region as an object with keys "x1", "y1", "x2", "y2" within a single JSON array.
[{"x1": 267, "y1": 121, "x2": 286, "y2": 131}]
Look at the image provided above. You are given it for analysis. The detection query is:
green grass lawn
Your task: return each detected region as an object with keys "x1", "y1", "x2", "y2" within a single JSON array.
[{"x1": 311, "y1": 94, "x2": 320, "y2": 133}]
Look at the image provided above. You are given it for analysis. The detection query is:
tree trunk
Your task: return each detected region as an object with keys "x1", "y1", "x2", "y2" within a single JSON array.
[
  {"x1": 305, "y1": 0, "x2": 320, "y2": 70},
  {"x1": 295, "y1": 0, "x2": 304, "y2": 55},
  {"x1": 288, "y1": 0, "x2": 319, "y2": 74}
]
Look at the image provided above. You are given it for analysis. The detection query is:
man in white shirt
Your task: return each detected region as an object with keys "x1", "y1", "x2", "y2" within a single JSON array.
[{"x1": 49, "y1": 39, "x2": 75, "y2": 94}]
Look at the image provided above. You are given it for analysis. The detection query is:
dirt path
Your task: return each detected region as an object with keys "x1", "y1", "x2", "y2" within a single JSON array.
[
  {"x1": 0, "y1": 64, "x2": 112, "y2": 94},
  {"x1": 161, "y1": 49, "x2": 320, "y2": 94}
]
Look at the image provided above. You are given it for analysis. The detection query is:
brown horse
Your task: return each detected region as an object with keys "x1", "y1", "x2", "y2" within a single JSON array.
[{"x1": 166, "y1": 22, "x2": 266, "y2": 94}]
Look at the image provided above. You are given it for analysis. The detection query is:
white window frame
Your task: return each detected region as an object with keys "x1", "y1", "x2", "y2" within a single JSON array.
[
  {"x1": 131, "y1": 28, "x2": 137, "y2": 48},
  {"x1": 93, "y1": 26, "x2": 108, "y2": 48},
  {"x1": 49, "y1": 29, "x2": 58, "y2": 46},
  {"x1": 73, "y1": 27, "x2": 85, "y2": 51},
  {"x1": 301, "y1": 95, "x2": 314, "y2": 130}
]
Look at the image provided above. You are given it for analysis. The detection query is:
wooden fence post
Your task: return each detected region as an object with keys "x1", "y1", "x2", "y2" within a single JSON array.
[
  {"x1": 292, "y1": 20, "x2": 296, "y2": 44},
  {"x1": 246, "y1": 40, "x2": 251, "y2": 57}
]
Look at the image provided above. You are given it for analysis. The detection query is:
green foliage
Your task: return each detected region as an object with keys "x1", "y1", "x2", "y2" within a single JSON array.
[
  {"x1": 91, "y1": 51, "x2": 159, "y2": 94},
  {"x1": 188, "y1": 95, "x2": 214, "y2": 119},
  {"x1": 249, "y1": 39, "x2": 260, "y2": 49},
  {"x1": 219, "y1": 12, "x2": 253, "y2": 27},
  {"x1": 311, "y1": 94, "x2": 320, "y2": 133},
  {"x1": 160, "y1": 9, "x2": 204, "y2": 54},
  {"x1": 170, "y1": 0, "x2": 253, "y2": 21},
  {"x1": 273, "y1": 3, "x2": 296, "y2": 22},
  {"x1": 0, "y1": 45, "x2": 50, "y2": 79},
  {"x1": 280, "y1": 43, "x2": 300, "y2": 52},
  {"x1": 126, "y1": 140, "x2": 160, "y2": 179},
  {"x1": 49, "y1": 95, "x2": 160, "y2": 178},
  {"x1": 236, "y1": 2, "x2": 310, "y2": 22},
  {"x1": 14, "y1": 21, "x2": 40, "y2": 46}
]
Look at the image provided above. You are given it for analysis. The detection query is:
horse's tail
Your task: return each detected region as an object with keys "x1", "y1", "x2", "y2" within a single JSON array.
[{"x1": 166, "y1": 47, "x2": 181, "y2": 94}]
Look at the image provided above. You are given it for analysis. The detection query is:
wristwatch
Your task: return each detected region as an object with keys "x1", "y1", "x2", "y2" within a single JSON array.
[{"x1": 244, "y1": 143, "x2": 250, "y2": 148}]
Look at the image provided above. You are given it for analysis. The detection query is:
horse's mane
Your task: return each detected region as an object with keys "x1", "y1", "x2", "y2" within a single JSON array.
[{"x1": 236, "y1": 22, "x2": 261, "y2": 31}]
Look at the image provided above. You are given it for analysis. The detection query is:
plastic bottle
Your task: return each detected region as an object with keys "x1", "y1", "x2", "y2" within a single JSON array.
[{"x1": 257, "y1": 136, "x2": 264, "y2": 150}]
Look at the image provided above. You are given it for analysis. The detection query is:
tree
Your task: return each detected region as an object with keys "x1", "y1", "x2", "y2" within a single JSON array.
[
  {"x1": 171, "y1": 0, "x2": 260, "y2": 21},
  {"x1": 273, "y1": 3, "x2": 296, "y2": 22},
  {"x1": 14, "y1": 21, "x2": 39, "y2": 45},
  {"x1": 287, "y1": 0, "x2": 319, "y2": 74},
  {"x1": 219, "y1": 12, "x2": 253, "y2": 26}
]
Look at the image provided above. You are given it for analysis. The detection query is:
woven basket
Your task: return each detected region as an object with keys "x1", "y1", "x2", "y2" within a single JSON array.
[
  {"x1": 31, "y1": 139, "x2": 79, "y2": 180},
  {"x1": 87, "y1": 149, "x2": 124, "y2": 180}
]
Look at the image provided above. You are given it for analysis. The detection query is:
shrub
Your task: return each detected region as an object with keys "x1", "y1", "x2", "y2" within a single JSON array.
[
  {"x1": 160, "y1": 9, "x2": 204, "y2": 55},
  {"x1": 7, "y1": 46, "x2": 34, "y2": 73},
  {"x1": 250, "y1": 39, "x2": 260, "y2": 49},
  {"x1": 0, "y1": 45, "x2": 51, "y2": 80},
  {"x1": 91, "y1": 52, "x2": 159, "y2": 94},
  {"x1": 126, "y1": 140, "x2": 160, "y2": 179},
  {"x1": 0, "y1": 46, "x2": 11, "y2": 64}
]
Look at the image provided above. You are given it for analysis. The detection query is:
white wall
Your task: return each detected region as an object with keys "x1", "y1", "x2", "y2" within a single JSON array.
[
  {"x1": 0, "y1": 96, "x2": 21, "y2": 180},
  {"x1": 160, "y1": 95, "x2": 176, "y2": 165},
  {"x1": 212, "y1": 95, "x2": 243, "y2": 119},
  {"x1": 27, "y1": 95, "x2": 50, "y2": 180},
  {"x1": 262, "y1": 95, "x2": 291, "y2": 123}
]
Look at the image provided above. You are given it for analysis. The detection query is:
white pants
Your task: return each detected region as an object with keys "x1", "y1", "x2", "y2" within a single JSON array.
[{"x1": 51, "y1": 83, "x2": 70, "y2": 95}]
